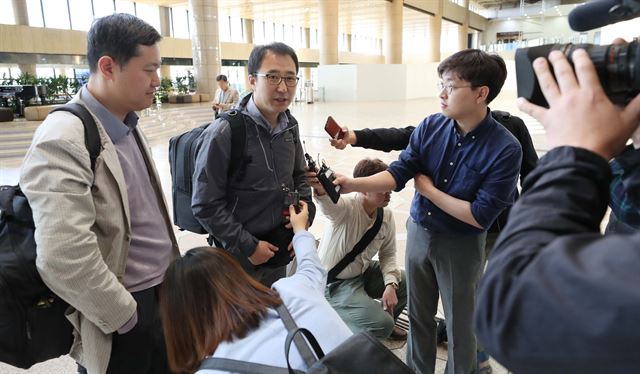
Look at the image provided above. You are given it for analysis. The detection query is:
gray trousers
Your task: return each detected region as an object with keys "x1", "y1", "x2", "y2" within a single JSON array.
[
  {"x1": 325, "y1": 261, "x2": 408, "y2": 338},
  {"x1": 405, "y1": 219, "x2": 485, "y2": 374}
]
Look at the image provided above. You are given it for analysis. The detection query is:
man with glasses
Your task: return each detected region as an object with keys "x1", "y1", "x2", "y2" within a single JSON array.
[
  {"x1": 192, "y1": 42, "x2": 315, "y2": 286},
  {"x1": 334, "y1": 49, "x2": 522, "y2": 374}
]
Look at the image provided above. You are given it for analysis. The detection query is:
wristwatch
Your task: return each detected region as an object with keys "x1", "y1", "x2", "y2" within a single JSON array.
[{"x1": 386, "y1": 282, "x2": 398, "y2": 290}]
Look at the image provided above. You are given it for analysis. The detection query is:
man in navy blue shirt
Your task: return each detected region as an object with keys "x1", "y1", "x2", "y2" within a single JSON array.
[{"x1": 336, "y1": 49, "x2": 522, "y2": 374}]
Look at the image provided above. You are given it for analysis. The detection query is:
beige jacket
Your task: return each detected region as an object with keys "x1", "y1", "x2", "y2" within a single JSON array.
[
  {"x1": 316, "y1": 194, "x2": 400, "y2": 286},
  {"x1": 20, "y1": 95, "x2": 179, "y2": 374},
  {"x1": 213, "y1": 86, "x2": 240, "y2": 112}
]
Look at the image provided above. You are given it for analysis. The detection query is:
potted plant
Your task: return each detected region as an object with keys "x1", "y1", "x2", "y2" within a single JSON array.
[
  {"x1": 157, "y1": 77, "x2": 173, "y2": 103},
  {"x1": 175, "y1": 75, "x2": 189, "y2": 95}
]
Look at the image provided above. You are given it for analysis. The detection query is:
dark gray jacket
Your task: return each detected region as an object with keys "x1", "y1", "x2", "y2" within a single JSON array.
[{"x1": 192, "y1": 94, "x2": 315, "y2": 261}]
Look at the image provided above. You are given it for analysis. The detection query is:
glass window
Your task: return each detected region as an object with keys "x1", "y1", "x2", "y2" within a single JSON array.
[
  {"x1": 230, "y1": 16, "x2": 243, "y2": 42},
  {"x1": 220, "y1": 66, "x2": 245, "y2": 92},
  {"x1": 253, "y1": 20, "x2": 265, "y2": 44},
  {"x1": 274, "y1": 22, "x2": 284, "y2": 42},
  {"x1": 42, "y1": 0, "x2": 70, "y2": 29},
  {"x1": 441, "y1": 19, "x2": 460, "y2": 53},
  {"x1": 171, "y1": 6, "x2": 189, "y2": 38},
  {"x1": 136, "y1": 3, "x2": 161, "y2": 33},
  {"x1": 0, "y1": 67, "x2": 12, "y2": 83},
  {"x1": 264, "y1": 21, "x2": 275, "y2": 43},
  {"x1": 285, "y1": 25, "x2": 300, "y2": 47},
  {"x1": 403, "y1": 8, "x2": 429, "y2": 60},
  {"x1": 68, "y1": 0, "x2": 93, "y2": 31},
  {"x1": 93, "y1": 0, "x2": 115, "y2": 18},
  {"x1": 26, "y1": 0, "x2": 44, "y2": 27},
  {"x1": 36, "y1": 67, "x2": 55, "y2": 78},
  {"x1": 338, "y1": 33, "x2": 347, "y2": 51},
  {"x1": 309, "y1": 28, "x2": 318, "y2": 48},
  {"x1": 219, "y1": 15, "x2": 231, "y2": 41},
  {"x1": 0, "y1": 0, "x2": 16, "y2": 25},
  {"x1": 170, "y1": 65, "x2": 193, "y2": 82},
  {"x1": 115, "y1": 0, "x2": 135, "y2": 15}
]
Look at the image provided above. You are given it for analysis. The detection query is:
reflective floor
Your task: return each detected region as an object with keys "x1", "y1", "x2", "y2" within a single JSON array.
[{"x1": 0, "y1": 89, "x2": 543, "y2": 373}]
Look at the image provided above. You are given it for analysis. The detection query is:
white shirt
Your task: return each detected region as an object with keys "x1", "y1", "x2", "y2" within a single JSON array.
[{"x1": 316, "y1": 194, "x2": 400, "y2": 286}]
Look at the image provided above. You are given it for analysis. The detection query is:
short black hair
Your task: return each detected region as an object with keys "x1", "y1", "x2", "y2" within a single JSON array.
[
  {"x1": 437, "y1": 49, "x2": 507, "y2": 104},
  {"x1": 87, "y1": 13, "x2": 162, "y2": 73},
  {"x1": 353, "y1": 158, "x2": 388, "y2": 178},
  {"x1": 216, "y1": 74, "x2": 228, "y2": 82},
  {"x1": 248, "y1": 42, "x2": 299, "y2": 75}
]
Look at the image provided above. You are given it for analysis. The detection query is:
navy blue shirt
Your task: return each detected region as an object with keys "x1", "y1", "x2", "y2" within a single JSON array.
[{"x1": 387, "y1": 110, "x2": 522, "y2": 235}]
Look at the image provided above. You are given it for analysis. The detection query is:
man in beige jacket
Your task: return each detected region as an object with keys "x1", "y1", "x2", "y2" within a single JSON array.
[
  {"x1": 20, "y1": 14, "x2": 178, "y2": 374},
  {"x1": 212, "y1": 74, "x2": 240, "y2": 117}
]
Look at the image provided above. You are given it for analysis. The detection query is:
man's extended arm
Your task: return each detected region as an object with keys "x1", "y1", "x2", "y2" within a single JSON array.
[{"x1": 330, "y1": 126, "x2": 414, "y2": 152}]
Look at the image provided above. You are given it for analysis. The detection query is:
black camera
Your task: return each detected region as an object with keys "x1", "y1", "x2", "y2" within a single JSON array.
[
  {"x1": 515, "y1": 41, "x2": 640, "y2": 107},
  {"x1": 515, "y1": 0, "x2": 640, "y2": 107},
  {"x1": 305, "y1": 153, "x2": 341, "y2": 204},
  {"x1": 281, "y1": 185, "x2": 300, "y2": 220}
]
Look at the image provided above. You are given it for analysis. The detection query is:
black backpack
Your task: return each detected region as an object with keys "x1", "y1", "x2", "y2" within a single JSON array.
[
  {"x1": 0, "y1": 103, "x2": 100, "y2": 369},
  {"x1": 169, "y1": 110, "x2": 249, "y2": 234}
]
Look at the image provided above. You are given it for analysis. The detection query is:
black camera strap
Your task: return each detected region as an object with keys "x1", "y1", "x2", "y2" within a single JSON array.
[{"x1": 327, "y1": 207, "x2": 384, "y2": 284}]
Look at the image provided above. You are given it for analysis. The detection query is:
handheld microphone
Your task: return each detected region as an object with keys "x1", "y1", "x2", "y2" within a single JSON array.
[{"x1": 568, "y1": 0, "x2": 640, "y2": 32}]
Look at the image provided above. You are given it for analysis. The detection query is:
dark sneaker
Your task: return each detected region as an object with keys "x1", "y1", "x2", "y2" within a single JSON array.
[
  {"x1": 389, "y1": 326, "x2": 408, "y2": 341},
  {"x1": 476, "y1": 365, "x2": 493, "y2": 374}
]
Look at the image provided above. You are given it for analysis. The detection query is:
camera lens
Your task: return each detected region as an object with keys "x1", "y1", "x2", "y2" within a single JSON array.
[
  {"x1": 562, "y1": 41, "x2": 639, "y2": 105},
  {"x1": 515, "y1": 41, "x2": 640, "y2": 107}
]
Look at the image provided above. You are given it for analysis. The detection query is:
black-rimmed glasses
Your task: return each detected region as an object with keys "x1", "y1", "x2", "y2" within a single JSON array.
[{"x1": 253, "y1": 73, "x2": 300, "y2": 87}]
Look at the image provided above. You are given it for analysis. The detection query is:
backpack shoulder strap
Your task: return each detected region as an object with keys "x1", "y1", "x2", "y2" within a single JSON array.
[
  {"x1": 199, "y1": 357, "x2": 301, "y2": 374},
  {"x1": 218, "y1": 110, "x2": 249, "y2": 180},
  {"x1": 327, "y1": 207, "x2": 384, "y2": 283},
  {"x1": 49, "y1": 103, "x2": 101, "y2": 171}
]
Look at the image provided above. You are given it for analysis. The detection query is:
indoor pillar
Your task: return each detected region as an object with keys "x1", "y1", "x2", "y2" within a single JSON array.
[
  {"x1": 159, "y1": 6, "x2": 171, "y2": 37},
  {"x1": 243, "y1": 18, "x2": 254, "y2": 44},
  {"x1": 384, "y1": 0, "x2": 403, "y2": 64},
  {"x1": 303, "y1": 27, "x2": 311, "y2": 48},
  {"x1": 188, "y1": 0, "x2": 221, "y2": 97},
  {"x1": 318, "y1": 0, "x2": 339, "y2": 65},
  {"x1": 458, "y1": 0, "x2": 470, "y2": 51}
]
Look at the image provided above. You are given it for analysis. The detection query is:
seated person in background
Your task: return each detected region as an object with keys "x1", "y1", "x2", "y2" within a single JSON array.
[
  {"x1": 212, "y1": 74, "x2": 240, "y2": 116},
  {"x1": 307, "y1": 158, "x2": 407, "y2": 340},
  {"x1": 160, "y1": 201, "x2": 353, "y2": 374}
]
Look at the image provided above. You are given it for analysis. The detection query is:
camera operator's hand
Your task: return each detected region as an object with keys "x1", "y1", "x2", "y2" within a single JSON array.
[
  {"x1": 248, "y1": 240, "x2": 278, "y2": 265},
  {"x1": 289, "y1": 201, "x2": 309, "y2": 234},
  {"x1": 305, "y1": 167, "x2": 326, "y2": 196},
  {"x1": 329, "y1": 126, "x2": 357, "y2": 150},
  {"x1": 517, "y1": 49, "x2": 640, "y2": 160}
]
